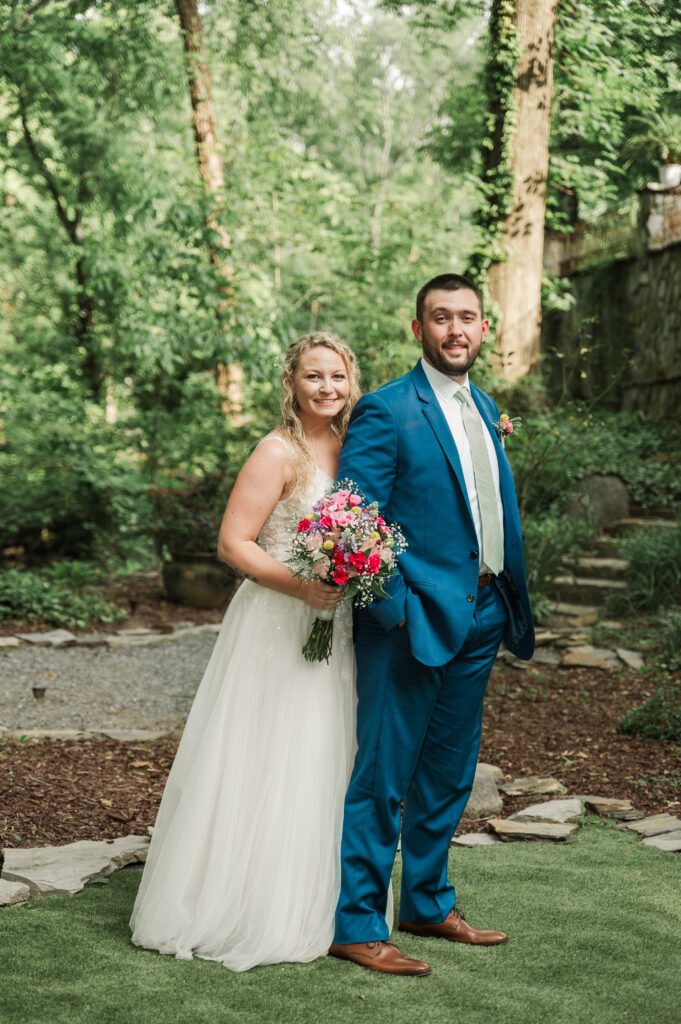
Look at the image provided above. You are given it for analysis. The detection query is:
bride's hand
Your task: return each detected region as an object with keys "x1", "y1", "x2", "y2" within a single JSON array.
[{"x1": 300, "y1": 580, "x2": 345, "y2": 610}]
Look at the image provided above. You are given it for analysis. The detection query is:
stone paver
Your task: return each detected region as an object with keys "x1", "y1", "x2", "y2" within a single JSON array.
[
  {"x1": 561, "y1": 646, "x2": 621, "y2": 670},
  {"x1": 581, "y1": 796, "x2": 644, "y2": 821},
  {"x1": 15, "y1": 629, "x2": 76, "y2": 648},
  {"x1": 616, "y1": 648, "x2": 645, "y2": 671},
  {"x1": 452, "y1": 833, "x2": 501, "y2": 847},
  {"x1": 641, "y1": 830, "x2": 681, "y2": 852},
  {"x1": 508, "y1": 798, "x2": 583, "y2": 824},
  {"x1": 499, "y1": 776, "x2": 567, "y2": 797},
  {"x1": 488, "y1": 818, "x2": 579, "y2": 842},
  {"x1": 2, "y1": 835, "x2": 149, "y2": 896},
  {"x1": 617, "y1": 814, "x2": 681, "y2": 838},
  {"x1": 0, "y1": 878, "x2": 31, "y2": 907}
]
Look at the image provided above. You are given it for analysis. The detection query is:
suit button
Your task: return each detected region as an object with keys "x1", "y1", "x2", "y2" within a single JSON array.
[
  {"x1": 470, "y1": 550, "x2": 478, "y2": 560},
  {"x1": 466, "y1": 593, "x2": 475, "y2": 603}
]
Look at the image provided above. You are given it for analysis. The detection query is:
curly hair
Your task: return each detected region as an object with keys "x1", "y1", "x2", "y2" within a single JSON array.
[{"x1": 277, "y1": 331, "x2": 360, "y2": 489}]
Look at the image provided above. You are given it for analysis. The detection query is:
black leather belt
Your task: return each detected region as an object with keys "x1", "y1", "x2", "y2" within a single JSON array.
[{"x1": 478, "y1": 573, "x2": 495, "y2": 589}]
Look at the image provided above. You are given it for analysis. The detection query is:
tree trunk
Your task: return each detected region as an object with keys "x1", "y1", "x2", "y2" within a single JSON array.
[
  {"x1": 487, "y1": 0, "x2": 558, "y2": 381},
  {"x1": 174, "y1": 0, "x2": 241, "y2": 419},
  {"x1": 174, "y1": 0, "x2": 233, "y2": 287}
]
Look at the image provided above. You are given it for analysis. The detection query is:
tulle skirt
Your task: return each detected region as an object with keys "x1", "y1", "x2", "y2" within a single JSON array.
[{"x1": 130, "y1": 580, "x2": 355, "y2": 971}]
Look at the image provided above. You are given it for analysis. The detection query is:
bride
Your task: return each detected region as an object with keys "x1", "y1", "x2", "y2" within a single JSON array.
[{"x1": 130, "y1": 331, "x2": 361, "y2": 971}]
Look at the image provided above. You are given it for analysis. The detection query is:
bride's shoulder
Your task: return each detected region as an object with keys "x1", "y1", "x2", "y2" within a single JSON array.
[
  {"x1": 255, "y1": 432, "x2": 292, "y2": 454},
  {"x1": 247, "y1": 433, "x2": 296, "y2": 488}
]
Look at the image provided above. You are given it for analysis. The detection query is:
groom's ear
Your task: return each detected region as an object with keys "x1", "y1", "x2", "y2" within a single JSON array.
[{"x1": 411, "y1": 319, "x2": 423, "y2": 345}]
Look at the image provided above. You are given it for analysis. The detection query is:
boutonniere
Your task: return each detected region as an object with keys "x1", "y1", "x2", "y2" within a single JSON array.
[{"x1": 493, "y1": 414, "x2": 521, "y2": 446}]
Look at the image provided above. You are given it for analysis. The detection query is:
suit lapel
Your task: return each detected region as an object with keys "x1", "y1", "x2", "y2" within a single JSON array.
[{"x1": 410, "y1": 363, "x2": 473, "y2": 519}]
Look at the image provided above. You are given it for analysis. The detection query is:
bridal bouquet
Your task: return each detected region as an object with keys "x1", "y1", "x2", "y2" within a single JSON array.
[{"x1": 287, "y1": 480, "x2": 407, "y2": 662}]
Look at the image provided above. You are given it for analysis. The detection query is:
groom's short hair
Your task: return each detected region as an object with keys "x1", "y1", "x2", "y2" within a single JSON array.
[{"x1": 416, "y1": 274, "x2": 484, "y2": 323}]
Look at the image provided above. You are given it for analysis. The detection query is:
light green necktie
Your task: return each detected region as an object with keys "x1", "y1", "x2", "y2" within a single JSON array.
[{"x1": 454, "y1": 388, "x2": 503, "y2": 576}]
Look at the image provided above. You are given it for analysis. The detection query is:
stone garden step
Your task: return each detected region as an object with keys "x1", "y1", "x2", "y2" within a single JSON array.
[
  {"x1": 590, "y1": 535, "x2": 621, "y2": 557},
  {"x1": 544, "y1": 602, "x2": 600, "y2": 629},
  {"x1": 606, "y1": 517, "x2": 678, "y2": 535},
  {"x1": 562, "y1": 555, "x2": 630, "y2": 580},
  {"x1": 549, "y1": 575, "x2": 627, "y2": 606}
]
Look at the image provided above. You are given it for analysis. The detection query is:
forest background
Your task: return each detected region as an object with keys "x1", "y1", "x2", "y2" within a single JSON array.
[{"x1": 1, "y1": 0, "x2": 680, "y2": 645}]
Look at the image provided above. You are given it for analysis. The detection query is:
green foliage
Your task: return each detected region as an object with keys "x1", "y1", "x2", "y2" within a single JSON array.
[
  {"x1": 0, "y1": 564, "x2": 126, "y2": 630},
  {"x1": 624, "y1": 110, "x2": 681, "y2": 166},
  {"x1": 505, "y1": 404, "x2": 681, "y2": 519},
  {"x1": 466, "y1": 0, "x2": 521, "y2": 284},
  {"x1": 550, "y1": 0, "x2": 681, "y2": 219},
  {"x1": 618, "y1": 672, "x2": 681, "y2": 743},
  {"x1": 607, "y1": 520, "x2": 681, "y2": 617}
]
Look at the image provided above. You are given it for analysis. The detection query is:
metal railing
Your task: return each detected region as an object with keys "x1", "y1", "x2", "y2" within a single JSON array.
[{"x1": 544, "y1": 198, "x2": 639, "y2": 276}]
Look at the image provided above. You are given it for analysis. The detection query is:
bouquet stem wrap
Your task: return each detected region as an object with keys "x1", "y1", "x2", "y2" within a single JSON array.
[{"x1": 303, "y1": 607, "x2": 335, "y2": 663}]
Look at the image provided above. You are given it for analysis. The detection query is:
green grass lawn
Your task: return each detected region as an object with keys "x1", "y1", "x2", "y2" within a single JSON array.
[{"x1": 3, "y1": 820, "x2": 680, "y2": 1024}]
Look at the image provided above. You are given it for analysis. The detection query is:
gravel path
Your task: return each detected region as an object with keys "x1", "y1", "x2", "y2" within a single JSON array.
[{"x1": 0, "y1": 633, "x2": 218, "y2": 734}]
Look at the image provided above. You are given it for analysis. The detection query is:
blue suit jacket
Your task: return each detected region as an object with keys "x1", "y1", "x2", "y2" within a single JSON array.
[{"x1": 337, "y1": 361, "x2": 535, "y2": 667}]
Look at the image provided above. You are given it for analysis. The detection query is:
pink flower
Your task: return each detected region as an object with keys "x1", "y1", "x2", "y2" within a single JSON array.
[
  {"x1": 374, "y1": 516, "x2": 385, "y2": 525},
  {"x1": 349, "y1": 551, "x2": 367, "y2": 570},
  {"x1": 320, "y1": 515, "x2": 334, "y2": 529},
  {"x1": 333, "y1": 552, "x2": 346, "y2": 567},
  {"x1": 313, "y1": 556, "x2": 330, "y2": 577},
  {"x1": 297, "y1": 519, "x2": 311, "y2": 533},
  {"x1": 331, "y1": 490, "x2": 350, "y2": 509},
  {"x1": 367, "y1": 554, "x2": 381, "y2": 574},
  {"x1": 349, "y1": 493, "x2": 362, "y2": 506},
  {"x1": 503, "y1": 421, "x2": 514, "y2": 435},
  {"x1": 380, "y1": 547, "x2": 393, "y2": 563},
  {"x1": 333, "y1": 568, "x2": 348, "y2": 585}
]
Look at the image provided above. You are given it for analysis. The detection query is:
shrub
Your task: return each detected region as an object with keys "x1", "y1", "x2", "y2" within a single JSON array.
[
  {"x1": 503, "y1": 404, "x2": 681, "y2": 519},
  {"x1": 0, "y1": 564, "x2": 127, "y2": 630},
  {"x1": 521, "y1": 510, "x2": 595, "y2": 621},
  {"x1": 606, "y1": 519, "x2": 681, "y2": 616},
  {"x1": 617, "y1": 673, "x2": 681, "y2": 743}
]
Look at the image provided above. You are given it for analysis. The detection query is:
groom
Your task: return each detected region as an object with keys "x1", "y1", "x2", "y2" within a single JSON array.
[{"x1": 330, "y1": 273, "x2": 534, "y2": 976}]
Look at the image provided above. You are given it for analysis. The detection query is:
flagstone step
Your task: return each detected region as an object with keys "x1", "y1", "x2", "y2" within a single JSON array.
[
  {"x1": 549, "y1": 575, "x2": 627, "y2": 606},
  {"x1": 544, "y1": 602, "x2": 600, "y2": 629},
  {"x1": 590, "y1": 534, "x2": 621, "y2": 557},
  {"x1": 606, "y1": 517, "x2": 678, "y2": 535},
  {"x1": 562, "y1": 556, "x2": 629, "y2": 580}
]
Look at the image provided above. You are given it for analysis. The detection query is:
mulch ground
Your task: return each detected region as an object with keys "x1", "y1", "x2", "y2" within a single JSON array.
[{"x1": 2, "y1": 658, "x2": 679, "y2": 850}]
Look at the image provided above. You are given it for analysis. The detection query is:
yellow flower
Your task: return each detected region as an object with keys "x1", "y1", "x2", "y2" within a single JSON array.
[
  {"x1": 369, "y1": 531, "x2": 380, "y2": 540},
  {"x1": 500, "y1": 413, "x2": 509, "y2": 422},
  {"x1": 322, "y1": 540, "x2": 334, "y2": 551}
]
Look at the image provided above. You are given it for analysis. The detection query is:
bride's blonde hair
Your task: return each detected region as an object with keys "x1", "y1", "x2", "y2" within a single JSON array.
[{"x1": 278, "y1": 331, "x2": 360, "y2": 488}]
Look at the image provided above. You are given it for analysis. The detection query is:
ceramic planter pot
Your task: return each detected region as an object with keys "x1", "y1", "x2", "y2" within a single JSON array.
[
  {"x1": 658, "y1": 163, "x2": 681, "y2": 188},
  {"x1": 162, "y1": 552, "x2": 238, "y2": 609}
]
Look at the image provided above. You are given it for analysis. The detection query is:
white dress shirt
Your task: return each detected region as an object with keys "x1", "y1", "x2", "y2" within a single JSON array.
[{"x1": 420, "y1": 357, "x2": 505, "y2": 573}]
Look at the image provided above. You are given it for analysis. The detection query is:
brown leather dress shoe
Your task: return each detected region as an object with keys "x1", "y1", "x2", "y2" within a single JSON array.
[
  {"x1": 399, "y1": 908, "x2": 508, "y2": 946},
  {"x1": 328, "y1": 940, "x2": 431, "y2": 976}
]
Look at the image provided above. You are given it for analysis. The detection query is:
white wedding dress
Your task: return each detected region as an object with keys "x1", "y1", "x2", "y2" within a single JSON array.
[{"x1": 130, "y1": 438, "x2": 356, "y2": 971}]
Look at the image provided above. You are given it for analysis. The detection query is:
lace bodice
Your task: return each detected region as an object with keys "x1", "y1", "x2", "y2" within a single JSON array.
[{"x1": 256, "y1": 436, "x2": 333, "y2": 562}]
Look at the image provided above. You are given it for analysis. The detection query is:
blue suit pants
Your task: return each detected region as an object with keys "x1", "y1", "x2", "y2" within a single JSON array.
[{"x1": 334, "y1": 584, "x2": 508, "y2": 943}]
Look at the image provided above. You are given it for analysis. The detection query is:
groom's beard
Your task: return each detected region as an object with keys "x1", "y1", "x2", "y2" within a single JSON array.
[{"x1": 421, "y1": 337, "x2": 481, "y2": 379}]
